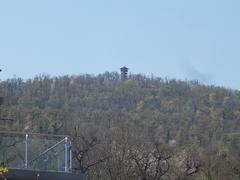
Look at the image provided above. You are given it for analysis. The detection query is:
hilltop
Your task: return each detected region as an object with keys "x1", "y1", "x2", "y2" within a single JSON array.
[{"x1": 0, "y1": 73, "x2": 240, "y2": 179}]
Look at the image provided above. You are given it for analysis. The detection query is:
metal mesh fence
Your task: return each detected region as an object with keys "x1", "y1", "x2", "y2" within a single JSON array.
[{"x1": 0, "y1": 132, "x2": 72, "y2": 172}]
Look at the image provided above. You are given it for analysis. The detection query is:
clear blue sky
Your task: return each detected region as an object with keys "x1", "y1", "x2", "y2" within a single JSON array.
[{"x1": 0, "y1": 0, "x2": 240, "y2": 89}]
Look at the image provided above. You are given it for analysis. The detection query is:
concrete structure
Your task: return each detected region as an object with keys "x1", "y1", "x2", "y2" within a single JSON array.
[{"x1": 6, "y1": 169, "x2": 85, "y2": 180}]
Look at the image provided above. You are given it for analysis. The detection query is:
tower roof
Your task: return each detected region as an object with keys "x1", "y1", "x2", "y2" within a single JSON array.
[{"x1": 120, "y1": 66, "x2": 128, "y2": 71}]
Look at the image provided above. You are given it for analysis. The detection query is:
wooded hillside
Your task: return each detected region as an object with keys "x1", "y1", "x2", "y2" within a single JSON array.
[{"x1": 0, "y1": 73, "x2": 239, "y2": 180}]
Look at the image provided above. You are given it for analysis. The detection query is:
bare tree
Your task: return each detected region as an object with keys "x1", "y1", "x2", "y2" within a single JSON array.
[
  {"x1": 71, "y1": 127, "x2": 110, "y2": 175},
  {"x1": 131, "y1": 142, "x2": 171, "y2": 180}
]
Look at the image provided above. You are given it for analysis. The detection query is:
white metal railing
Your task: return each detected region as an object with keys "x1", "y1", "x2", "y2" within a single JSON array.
[{"x1": 0, "y1": 131, "x2": 72, "y2": 173}]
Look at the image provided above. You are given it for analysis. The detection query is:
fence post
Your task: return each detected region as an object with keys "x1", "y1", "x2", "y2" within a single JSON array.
[
  {"x1": 25, "y1": 133, "x2": 28, "y2": 168},
  {"x1": 64, "y1": 137, "x2": 68, "y2": 172},
  {"x1": 70, "y1": 140, "x2": 72, "y2": 172}
]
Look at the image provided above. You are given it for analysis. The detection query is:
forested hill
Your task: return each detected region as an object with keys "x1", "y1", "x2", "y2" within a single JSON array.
[{"x1": 0, "y1": 73, "x2": 240, "y2": 179}]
